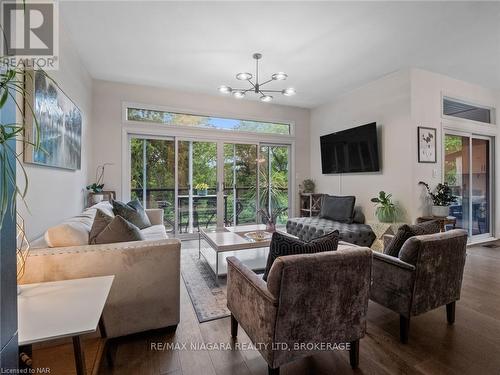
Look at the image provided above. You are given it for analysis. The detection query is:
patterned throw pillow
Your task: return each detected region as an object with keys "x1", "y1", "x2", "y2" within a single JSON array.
[
  {"x1": 262, "y1": 230, "x2": 340, "y2": 281},
  {"x1": 384, "y1": 220, "x2": 440, "y2": 257},
  {"x1": 112, "y1": 199, "x2": 152, "y2": 229}
]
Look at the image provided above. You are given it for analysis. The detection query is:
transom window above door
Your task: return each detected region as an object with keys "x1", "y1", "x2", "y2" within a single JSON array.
[{"x1": 126, "y1": 107, "x2": 291, "y2": 135}]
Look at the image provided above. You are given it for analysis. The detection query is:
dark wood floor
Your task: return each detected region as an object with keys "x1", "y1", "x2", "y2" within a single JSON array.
[{"x1": 34, "y1": 242, "x2": 500, "y2": 375}]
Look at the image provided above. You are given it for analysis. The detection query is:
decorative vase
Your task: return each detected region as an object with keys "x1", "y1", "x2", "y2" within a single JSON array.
[
  {"x1": 266, "y1": 221, "x2": 276, "y2": 232},
  {"x1": 432, "y1": 205, "x2": 449, "y2": 217},
  {"x1": 197, "y1": 189, "x2": 208, "y2": 196},
  {"x1": 93, "y1": 194, "x2": 104, "y2": 203},
  {"x1": 375, "y1": 207, "x2": 395, "y2": 223}
]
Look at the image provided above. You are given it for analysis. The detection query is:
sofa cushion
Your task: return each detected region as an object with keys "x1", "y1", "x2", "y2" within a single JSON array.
[
  {"x1": 89, "y1": 201, "x2": 115, "y2": 217},
  {"x1": 286, "y1": 216, "x2": 375, "y2": 246},
  {"x1": 319, "y1": 195, "x2": 356, "y2": 223},
  {"x1": 44, "y1": 210, "x2": 95, "y2": 247},
  {"x1": 140, "y1": 224, "x2": 168, "y2": 241},
  {"x1": 89, "y1": 209, "x2": 114, "y2": 244},
  {"x1": 45, "y1": 221, "x2": 90, "y2": 247},
  {"x1": 94, "y1": 215, "x2": 145, "y2": 244},
  {"x1": 262, "y1": 230, "x2": 339, "y2": 281},
  {"x1": 384, "y1": 220, "x2": 441, "y2": 257},
  {"x1": 112, "y1": 199, "x2": 152, "y2": 229}
]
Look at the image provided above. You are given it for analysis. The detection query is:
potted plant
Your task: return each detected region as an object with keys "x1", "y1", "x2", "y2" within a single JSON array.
[
  {"x1": 86, "y1": 163, "x2": 112, "y2": 203},
  {"x1": 258, "y1": 207, "x2": 287, "y2": 232},
  {"x1": 86, "y1": 182, "x2": 104, "y2": 203},
  {"x1": 195, "y1": 183, "x2": 209, "y2": 196},
  {"x1": 370, "y1": 191, "x2": 397, "y2": 223},
  {"x1": 419, "y1": 181, "x2": 456, "y2": 217},
  {"x1": 300, "y1": 179, "x2": 315, "y2": 194}
]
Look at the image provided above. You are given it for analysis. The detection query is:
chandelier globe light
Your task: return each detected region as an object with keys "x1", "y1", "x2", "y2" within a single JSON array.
[{"x1": 218, "y1": 53, "x2": 296, "y2": 103}]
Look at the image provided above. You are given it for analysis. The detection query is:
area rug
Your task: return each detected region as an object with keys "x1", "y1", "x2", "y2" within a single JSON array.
[{"x1": 180, "y1": 243, "x2": 231, "y2": 323}]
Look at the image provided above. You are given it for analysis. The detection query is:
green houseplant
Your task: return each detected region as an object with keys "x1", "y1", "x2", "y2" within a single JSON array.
[
  {"x1": 370, "y1": 191, "x2": 397, "y2": 223},
  {"x1": 419, "y1": 181, "x2": 457, "y2": 217},
  {"x1": 300, "y1": 179, "x2": 315, "y2": 194}
]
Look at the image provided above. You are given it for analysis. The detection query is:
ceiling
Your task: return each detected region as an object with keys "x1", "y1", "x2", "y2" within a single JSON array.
[{"x1": 60, "y1": 1, "x2": 500, "y2": 108}]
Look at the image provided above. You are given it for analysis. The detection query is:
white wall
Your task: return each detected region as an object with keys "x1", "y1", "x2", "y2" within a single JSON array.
[
  {"x1": 18, "y1": 25, "x2": 93, "y2": 240},
  {"x1": 310, "y1": 70, "x2": 414, "y2": 222},
  {"x1": 410, "y1": 68, "x2": 500, "y2": 234},
  {"x1": 310, "y1": 67, "x2": 500, "y2": 238},
  {"x1": 90, "y1": 80, "x2": 310, "y2": 214}
]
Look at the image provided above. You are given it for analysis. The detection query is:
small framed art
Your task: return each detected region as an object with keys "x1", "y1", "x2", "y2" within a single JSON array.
[{"x1": 417, "y1": 126, "x2": 437, "y2": 163}]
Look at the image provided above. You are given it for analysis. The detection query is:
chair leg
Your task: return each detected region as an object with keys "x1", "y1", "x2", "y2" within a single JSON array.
[
  {"x1": 231, "y1": 314, "x2": 238, "y2": 338},
  {"x1": 268, "y1": 365, "x2": 280, "y2": 375},
  {"x1": 400, "y1": 315, "x2": 410, "y2": 344},
  {"x1": 446, "y1": 301, "x2": 456, "y2": 324},
  {"x1": 349, "y1": 339, "x2": 359, "y2": 369}
]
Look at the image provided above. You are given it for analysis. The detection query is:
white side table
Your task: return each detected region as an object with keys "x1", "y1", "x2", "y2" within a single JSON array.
[{"x1": 18, "y1": 276, "x2": 114, "y2": 375}]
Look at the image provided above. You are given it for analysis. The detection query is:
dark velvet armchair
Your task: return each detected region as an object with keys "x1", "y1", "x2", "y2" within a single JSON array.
[
  {"x1": 370, "y1": 229, "x2": 468, "y2": 343},
  {"x1": 226, "y1": 247, "x2": 372, "y2": 375}
]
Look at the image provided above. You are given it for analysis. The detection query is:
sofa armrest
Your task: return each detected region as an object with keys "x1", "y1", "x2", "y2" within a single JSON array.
[
  {"x1": 226, "y1": 256, "x2": 277, "y2": 358},
  {"x1": 227, "y1": 256, "x2": 277, "y2": 305},
  {"x1": 370, "y1": 251, "x2": 416, "y2": 316},
  {"x1": 146, "y1": 209, "x2": 164, "y2": 226},
  {"x1": 373, "y1": 251, "x2": 415, "y2": 271},
  {"x1": 383, "y1": 234, "x2": 394, "y2": 249}
]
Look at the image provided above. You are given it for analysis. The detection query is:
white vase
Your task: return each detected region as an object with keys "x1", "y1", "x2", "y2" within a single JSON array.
[
  {"x1": 432, "y1": 205, "x2": 449, "y2": 217},
  {"x1": 93, "y1": 194, "x2": 104, "y2": 203}
]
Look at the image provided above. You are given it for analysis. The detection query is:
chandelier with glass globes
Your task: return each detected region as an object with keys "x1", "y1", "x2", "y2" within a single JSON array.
[{"x1": 218, "y1": 53, "x2": 296, "y2": 103}]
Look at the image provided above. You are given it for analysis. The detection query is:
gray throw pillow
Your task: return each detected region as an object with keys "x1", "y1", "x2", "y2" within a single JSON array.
[
  {"x1": 384, "y1": 220, "x2": 440, "y2": 257},
  {"x1": 112, "y1": 199, "x2": 152, "y2": 229},
  {"x1": 319, "y1": 195, "x2": 356, "y2": 223},
  {"x1": 93, "y1": 215, "x2": 144, "y2": 244},
  {"x1": 262, "y1": 230, "x2": 340, "y2": 281},
  {"x1": 89, "y1": 209, "x2": 114, "y2": 244}
]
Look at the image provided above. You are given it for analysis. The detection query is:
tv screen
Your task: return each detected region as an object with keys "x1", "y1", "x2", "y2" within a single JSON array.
[{"x1": 320, "y1": 123, "x2": 380, "y2": 174}]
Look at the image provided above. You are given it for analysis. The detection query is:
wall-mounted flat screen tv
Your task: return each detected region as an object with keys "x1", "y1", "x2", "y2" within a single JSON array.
[{"x1": 320, "y1": 123, "x2": 380, "y2": 174}]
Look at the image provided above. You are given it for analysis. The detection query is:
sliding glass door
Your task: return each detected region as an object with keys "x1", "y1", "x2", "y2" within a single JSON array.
[
  {"x1": 224, "y1": 143, "x2": 258, "y2": 227},
  {"x1": 444, "y1": 132, "x2": 492, "y2": 239},
  {"x1": 129, "y1": 136, "x2": 291, "y2": 236},
  {"x1": 130, "y1": 137, "x2": 176, "y2": 232},
  {"x1": 259, "y1": 145, "x2": 290, "y2": 224}
]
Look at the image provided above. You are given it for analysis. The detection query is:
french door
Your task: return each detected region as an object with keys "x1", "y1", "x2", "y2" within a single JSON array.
[
  {"x1": 444, "y1": 131, "x2": 493, "y2": 239},
  {"x1": 128, "y1": 135, "x2": 291, "y2": 237}
]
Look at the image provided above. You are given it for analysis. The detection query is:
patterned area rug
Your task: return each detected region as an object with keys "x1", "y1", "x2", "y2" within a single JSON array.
[{"x1": 181, "y1": 243, "x2": 231, "y2": 323}]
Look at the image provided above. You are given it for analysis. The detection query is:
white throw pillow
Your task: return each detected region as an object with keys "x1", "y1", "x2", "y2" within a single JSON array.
[{"x1": 44, "y1": 222, "x2": 90, "y2": 247}]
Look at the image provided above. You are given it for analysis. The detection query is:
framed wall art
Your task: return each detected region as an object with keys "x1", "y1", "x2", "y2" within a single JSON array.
[
  {"x1": 417, "y1": 126, "x2": 436, "y2": 163},
  {"x1": 24, "y1": 70, "x2": 82, "y2": 170}
]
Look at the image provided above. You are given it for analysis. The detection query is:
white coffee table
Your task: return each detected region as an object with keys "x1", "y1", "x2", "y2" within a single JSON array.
[
  {"x1": 199, "y1": 224, "x2": 283, "y2": 282},
  {"x1": 18, "y1": 275, "x2": 114, "y2": 375}
]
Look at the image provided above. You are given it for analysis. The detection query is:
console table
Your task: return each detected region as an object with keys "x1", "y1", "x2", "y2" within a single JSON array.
[{"x1": 18, "y1": 276, "x2": 114, "y2": 375}]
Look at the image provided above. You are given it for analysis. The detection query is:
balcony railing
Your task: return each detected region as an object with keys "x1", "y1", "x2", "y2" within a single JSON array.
[{"x1": 131, "y1": 187, "x2": 288, "y2": 232}]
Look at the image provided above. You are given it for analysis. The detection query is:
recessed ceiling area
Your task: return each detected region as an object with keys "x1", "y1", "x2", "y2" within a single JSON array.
[{"x1": 60, "y1": 1, "x2": 500, "y2": 108}]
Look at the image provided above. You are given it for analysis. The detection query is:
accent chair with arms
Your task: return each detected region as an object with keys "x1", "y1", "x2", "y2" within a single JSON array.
[
  {"x1": 226, "y1": 247, "x2": 372, "y2": 375},
  {"x1": 370, "y1": 229, "x2": 468, "y2": 343}
]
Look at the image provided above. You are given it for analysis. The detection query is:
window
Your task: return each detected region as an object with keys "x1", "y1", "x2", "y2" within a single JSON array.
[
  {"x1": 443, "y1": 97, "x2": 495, "y2": 124},
  {"x1": 126, "y1": 107, "x2": 291, "y2": 135}
]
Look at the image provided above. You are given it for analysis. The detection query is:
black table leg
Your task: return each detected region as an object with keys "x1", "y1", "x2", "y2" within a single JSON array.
[
  {"x1": 72, "y1": 335, "x2": 87, "y2": 375},
  {"x1": 99, "y1": 317, "x2": 114, "y2": 367}
]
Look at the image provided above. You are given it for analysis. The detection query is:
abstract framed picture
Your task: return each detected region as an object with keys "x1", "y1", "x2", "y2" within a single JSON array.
[
  {"x1": 24, "y1": 70, "x2": 82, "y2": 170},
  {"x1": 417, "y1": 126, "x2": 437, "y2": 163}
]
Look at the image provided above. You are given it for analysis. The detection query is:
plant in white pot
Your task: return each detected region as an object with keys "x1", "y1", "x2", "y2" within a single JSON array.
[{"x1": 419, "y1": 181, "x2": 456, "y2": 217}]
